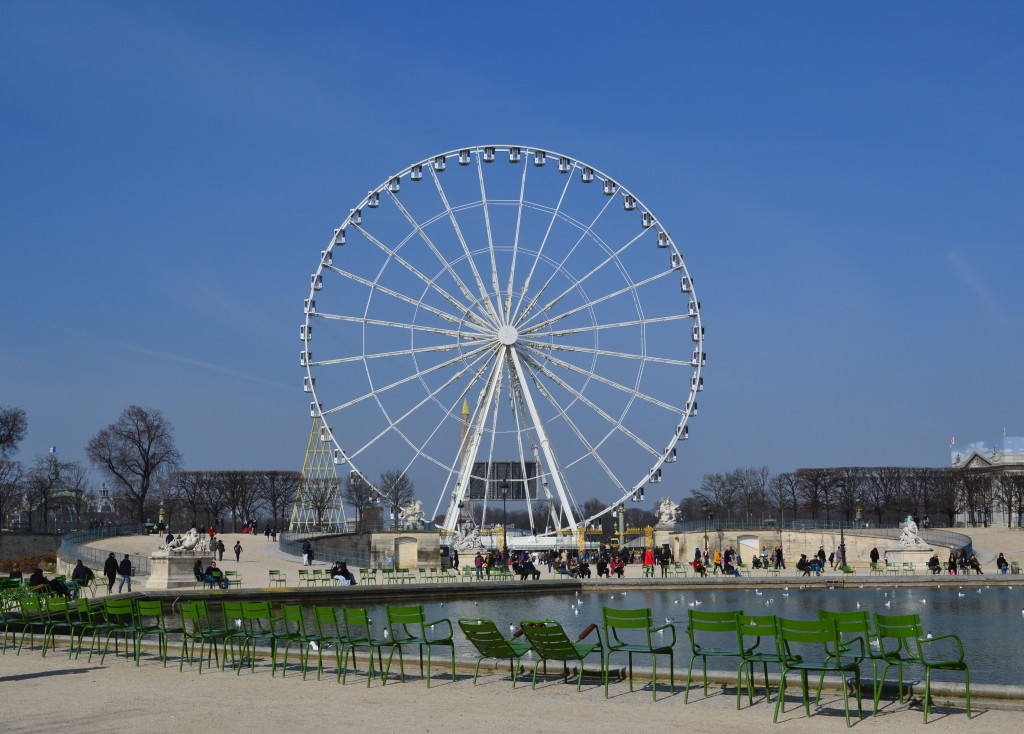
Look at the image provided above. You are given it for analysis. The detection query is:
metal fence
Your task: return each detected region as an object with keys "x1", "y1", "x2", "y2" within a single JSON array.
[
  {"x1": 279, "y1": 531, "x2": 377, "y2": 569},
  {"x1": 58, "y1": 523, "x2": 151, "y2": 576}
]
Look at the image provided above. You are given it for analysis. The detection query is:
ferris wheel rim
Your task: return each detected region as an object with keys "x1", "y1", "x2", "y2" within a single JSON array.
[{"x1": 301, "y1": 144, "x2": 704, "y2": 532}]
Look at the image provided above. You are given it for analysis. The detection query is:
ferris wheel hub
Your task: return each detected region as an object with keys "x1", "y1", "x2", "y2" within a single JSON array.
[{"x1": 497, "y1": 324, "x2": 519, "y2": 346}]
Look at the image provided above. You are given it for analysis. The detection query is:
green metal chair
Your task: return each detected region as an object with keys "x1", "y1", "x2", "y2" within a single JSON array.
[
  {"x1": 39, "y1": 596, "x2": 73, "y2": 658},
  {"x1": 873, "y1": 613, "x2": 971, "y2": 722},
  {"x1": 684, "y1": 609, "x2": 744, "y2": 703},
  {"x1": 816, "y1": 609, "x2": 877, "y2": 705},
  {"x1": 239, "y1": 601, "x2": 283, "y2": 674},
  {"x1": 458, "y1": 617, "x2": 532, "y2": 687},
  {"x1": 340, "y1": 607, "x2": 393, "y2": 686},
  {"x1": 97, "y1": 597, "x2": 140, "y2": 663},
  {"x1": 311, "y1": 605, "x2": 348, "y2": 681},
  {"x1": 276, "y1": 603, "x2": 321, "y2": 678},
  {"x1": 132, "y1": 599, "x2": 183, "y2": 667},
  {"x1": 519, "y1": 619, "x2": 604, "y2": 691},
  {"x1": 773, "y1": 616, "x2": 864, "y2": 727},
  {"x1": 602, "y1": 607, "x2": 676, "y2": 700},
  {"x1": 179, "y1": 600, "x2": 227, "y2": 673},
  {"x1": 267, "y1": 570, "x2": 287, "y2": 588},
  {"x1": 384, "y1": 604, "x2": 455, "y2": 686},
  {"x1": 14, "y1": 596, "x2": 44, "y2": 654},
  {"x1": 735, "y1": 614, "x2": 782, "y2": 709}
]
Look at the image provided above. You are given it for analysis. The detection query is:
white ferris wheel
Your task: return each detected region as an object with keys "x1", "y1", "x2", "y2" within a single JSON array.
[{"x1": 301, "y1": 145, "x2": 704, "y2": 540}]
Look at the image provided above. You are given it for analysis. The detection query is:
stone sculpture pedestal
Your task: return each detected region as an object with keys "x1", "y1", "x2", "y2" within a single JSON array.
[
  {"x1": 884, "y1": 547, "x2": 933, "y2": 568},
  {"x1": 148, "y1": 554, "x2": 212, "y2": 589}
]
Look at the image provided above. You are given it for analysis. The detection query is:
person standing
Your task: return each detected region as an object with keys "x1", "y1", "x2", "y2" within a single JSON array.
[
  {"x1": 870, "y1": 547, "x2": 880, "y2": 565},
  {"x1": 116, "y1": 554, "x2": 133, "y2": 593},
  {"x1": 264, "y1": 526, "x2": 271, "y2": 541},
  {"x1": 451, "y1": 549, "x2": 459, "y2": 570},
  {"x1": 301, "y1": 540, "x2": 312, "y2": 566},
  {"x1": 233, "y1": 541, "x2": 243, "y2": 562},
  {"x1": 103, "y1": 552, "x2": 118, "y2": 592},
  {"x1": 474, "y1": 552, "x2": 484, "y2": 579},
  {"x1": 217, "y1": 538, "x2": 226, "y2": 561}
]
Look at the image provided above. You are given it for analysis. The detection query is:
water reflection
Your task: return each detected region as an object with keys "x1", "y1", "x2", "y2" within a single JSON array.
[{"x1": 351, "y1": 584, "x2": 1023, "y2": 685}]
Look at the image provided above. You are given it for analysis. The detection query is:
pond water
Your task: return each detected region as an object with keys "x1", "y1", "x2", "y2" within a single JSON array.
[{"x1": 341, "y1": 583, "x2": 1024, "y2": 686}]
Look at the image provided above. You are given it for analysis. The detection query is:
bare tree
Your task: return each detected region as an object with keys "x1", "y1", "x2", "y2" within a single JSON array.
[
  {"x1": 212, "y1": 471, "x2": 263, "y2": 532},
  {"x1": 692, "y1": 472, "x2": 736, "y2": 519},
  {"x1": 0, "y1": 406, "x2": 27, "y2": 458},
  {"x1": 0, "y1": 460, "x2": 24, "y2": 530},
  {"x1": 378, "y1": 469, "x2": 415, "y2": 529},
  {"x1": 258, "y1": 470, "x2": 303, "y2": 529},
  {"x1": 795, "y1": 468, "x2": 836, "y2": 522},
  {"x1": 733, "y1": 466, "x2": 771, "y2": 522},
  {"x1": 343, "y1": 472, "x2": 377, "y2": 532},
  {"x1": 767, "y1": 472, "x2": 799, "y2": 525},
  {"x1": 86, "y1": 406, "x2": 181, "y2": 523},
  {"x1": 168, "y1": 470, "x2": 216, "y2": 529}
]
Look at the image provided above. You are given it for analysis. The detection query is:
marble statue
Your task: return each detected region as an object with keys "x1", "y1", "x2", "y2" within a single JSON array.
[
  {"x1": 655, "y1": 497, "x2": 680, "y2": 525},
  {"x1": 897, "y1": 515, "x2": 928, "y2": 548},
  {"x1": 153, "y1": 527, "x2": 207, "y2": 557}
]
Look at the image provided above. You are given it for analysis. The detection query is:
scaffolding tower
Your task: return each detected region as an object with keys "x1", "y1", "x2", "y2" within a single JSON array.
[{"x1": 288, "y1": 417, "x2": 347, "y2": 532}]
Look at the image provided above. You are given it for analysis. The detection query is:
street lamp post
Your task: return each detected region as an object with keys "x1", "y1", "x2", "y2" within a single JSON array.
[
  {"x1": 835, "y1": 479, "x2": 846, "y2": 567},
  {"x1": 500, "y1": 479, "x2": 509, "y2": 557},
  {"x1": 701, "y1": 502, "x2": 710, "y2": 558}
]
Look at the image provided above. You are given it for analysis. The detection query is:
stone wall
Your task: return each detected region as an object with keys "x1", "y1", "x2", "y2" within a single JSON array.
[
  {"x1": 316, "y1": 531, "x2": 443, "y2": 568},
  {"x1": 655, "y1": 528, "x2": 953, "y2": 567},
  {"x1": 0, "y1": 532, "x2": 61, "y2": 561}
]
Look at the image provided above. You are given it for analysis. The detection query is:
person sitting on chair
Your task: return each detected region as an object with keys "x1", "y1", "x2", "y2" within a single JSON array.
[
  {"x1": 722, "y1": 558, "x2": 741, "y2": 577},
  {"x1": 202, "y1": 562, "x2": 229, "y2": 589},
  {"x1": 578, "y1": 560, "x2": 591, "y2": 579},
  {"x1": 692, "y1": 559, "x2": 707, "y2": 577},
  {"x1": 996, "y1": 553, "x2": 1009, "y2": 574},
  {"x1": 751, "y1": 556, "x2": 762, "y2": 570},
  {"x1": 797, "y1": 554, "x2": 811, "y2": 577},
  {"x1": 518, "y1": 559, "x2": 541, "y2": 580},
  {"x1": 927, "y1": 553, "x2": 942, "y2": 574},
  {"x1": 596, "y1": 557, "x2": 609, "y2": 577},
  {"x1": 609, "y1": 558, "x2": 625, "y2": 578},
  {"x1": 968, "y1": 554, "x2": 983, "y2": 575}
]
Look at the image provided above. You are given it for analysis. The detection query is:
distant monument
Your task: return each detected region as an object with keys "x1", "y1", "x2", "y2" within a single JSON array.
[
  {"x1": 655, "y1": 497, "x2": 680, "y2": 527},
  {"x1": 152, "y1": 527, "x2": 208, "y2": 557},
  {"x1": 896, "y1": 515, "x2": 928, "y2": 548}
]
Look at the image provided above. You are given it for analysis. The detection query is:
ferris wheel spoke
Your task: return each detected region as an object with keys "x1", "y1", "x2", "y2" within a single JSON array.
[
  {"x1": 504, "y1": 158, "x2": 530, "y2": 322},
  {"x1": 512, "y1": 191, "x2": 616, "y2": 327},
  {"x1": 352, "y1": 223, "x2": 491, "y2": 333},
  {"x1": 322, "y1": 343, "x2": 492, "y2": 414},
  {"x1": 525, "y1": 313, "x2": 690, "y2": 340},
  {"x1": 325, "y1": 265, "x2": 474, "y2": 328},
  {"x1": 517, "y1": 349, "x2": 659, "y2": 458},
  {"x1": 312, "y1": 341, "x2": 468, "y2": 367},
  {"x1": 520, "y1": 345, "x2": 680, "y2": 413},
  {"x1": 521, "y1": 339, "x2": 693, "y2": 367},
  {"x1": 516, "y1": 228, "x2": 649, "y2": 333},
  {"x1": 315, "y1": 311, "x2": 485, "y2": 341},
  {"x1": 508, "y1": 377, "x2": 560, "y2": 531},
  {"x1": 506, "y1": 348, "x2": 578, "y2": 530},
  {"x1": 519, "y1": 267, "x2": 675, "y2": 336},
  {"x1": 514, "y1": 353, "x2": 627, "y2": 492},
  {"x1": 442, "y1": 349, "x2": 507, "y2": 529},
  {"x1": 428, "y1": 166, "x2": 502, "y2": 327},
  {"x1": 384, "y1": 190, "x2": 492, "y2": 326},
  {"x1": 511, "y1": 167, "x2": 576, "y2": 324},
  {"x1": 348, "y1": 346, "x2": 502, "y2": 463},
  {"x1": 475, "y1": 155, "x2": 504, "y2": 321}
]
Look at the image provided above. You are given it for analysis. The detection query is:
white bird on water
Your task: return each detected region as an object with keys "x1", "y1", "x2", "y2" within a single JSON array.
[{"x1": 884, "y1": 601, "x2": 891, "y2": 607}]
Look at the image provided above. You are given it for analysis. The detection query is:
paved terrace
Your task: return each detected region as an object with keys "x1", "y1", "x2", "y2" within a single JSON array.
[{"x1": 81, "y1": 525, "x2": 1024, "y2": 592}]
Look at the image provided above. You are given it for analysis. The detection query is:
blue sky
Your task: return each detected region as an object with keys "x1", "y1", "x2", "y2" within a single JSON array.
[{"x1": 2, "y1": 2, "x2": 1022, "y2": 512}]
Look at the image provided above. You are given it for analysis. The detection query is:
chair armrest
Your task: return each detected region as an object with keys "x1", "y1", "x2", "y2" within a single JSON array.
[
  {"x1": 648, "y1": 623, "x2": 677, "y2": 646},
  {"x1": 425, "y1": 618, "x2": 454, "y2": 639},
  {"x1": 916, "y1": 633, "x2": 965, "y2": 661}
]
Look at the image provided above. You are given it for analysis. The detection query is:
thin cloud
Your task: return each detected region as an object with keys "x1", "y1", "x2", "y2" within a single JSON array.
[{"x1": 946, "y1": 250, "x2": 1011, "y2": 329}]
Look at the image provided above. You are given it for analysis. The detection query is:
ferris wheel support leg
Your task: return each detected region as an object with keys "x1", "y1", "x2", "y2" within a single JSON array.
[
  {"x1": 440, "y1": 355, "x2": 504, "y2": 532},
  {"x1": 507, "y1": 348, "x2": 578, "y2": 531}
]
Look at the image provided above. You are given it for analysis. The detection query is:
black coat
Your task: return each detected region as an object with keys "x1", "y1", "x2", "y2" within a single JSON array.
[
  {"x1": 104, "y1": 557, "x2": 119, "y2": 578},
  {"x1": 117, "y1": 558, "x2": 132, "y2": 576}
]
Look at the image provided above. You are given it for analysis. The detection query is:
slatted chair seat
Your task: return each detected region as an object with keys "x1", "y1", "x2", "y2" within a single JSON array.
[
  {"x1": 519, "y1": 619, "x2": 604, "y2": 691},
  {"x1": 458, "y1": 617, "x2": 532, "y2": 687},
  {"x1": 603, "y1": 607, "x2": 676, "y2": 700}
]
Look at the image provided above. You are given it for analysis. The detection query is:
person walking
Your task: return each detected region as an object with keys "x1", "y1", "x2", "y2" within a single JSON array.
[
  {"x1": 103, "y1": 552, "x2": 118, "y2": 592},
  {"x1": 116, "y1": 554, "x2": 133, "y2": 593},
  {"x1": 301, "y1": 540, "x2": 312, "y2": 566},
  {"x1": 217, "y1": 538, "x2": 226, "y2": 561},
  {"x1": 233, "y1": 541, "x2": 243, "y2": 562}
]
